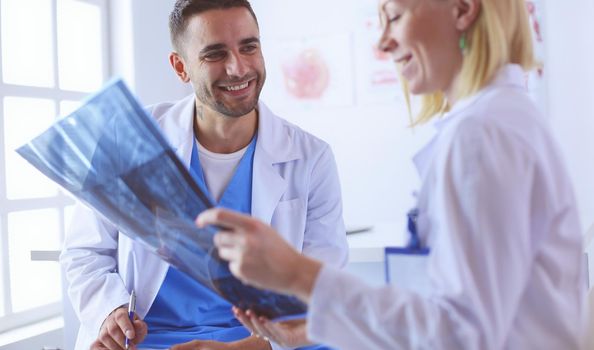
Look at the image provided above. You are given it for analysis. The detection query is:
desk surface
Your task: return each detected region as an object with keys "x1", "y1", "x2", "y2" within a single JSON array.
[
  {"x1": 347, "y1": 221, "x2": 406, "y2": 263},
  {"x1": 32, "y1": 221, "x2": 407, "y2": 264}
]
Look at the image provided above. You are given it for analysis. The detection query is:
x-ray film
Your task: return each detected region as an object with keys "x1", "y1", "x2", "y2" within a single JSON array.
[{"x1": 16, "y1": 79, "x2": 306, "y2": 320}]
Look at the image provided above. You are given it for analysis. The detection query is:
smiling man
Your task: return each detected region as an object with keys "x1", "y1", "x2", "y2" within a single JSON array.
[{"x1": 60, "y1": 1, "x2": 348, "y2": 350}]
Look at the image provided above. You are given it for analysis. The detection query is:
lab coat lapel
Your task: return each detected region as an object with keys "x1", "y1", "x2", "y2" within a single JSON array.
[
  {"x1": 251, "y1": 102, "x2": 299, "y2": 224},
  {"x1": 252, "y1": 151, "x2": 286, "y2": 224},
  {"x1": 155, "y1": 94, "x2": 196, "y2": 168},
  {"x1": 155, "y1": 96, "x2": 297, "y2": 224}
]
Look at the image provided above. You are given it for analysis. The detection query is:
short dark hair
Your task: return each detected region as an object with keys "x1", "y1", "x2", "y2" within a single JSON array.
[{"x1": 169, "y1": 0, "x2": 259, "y2": 52}]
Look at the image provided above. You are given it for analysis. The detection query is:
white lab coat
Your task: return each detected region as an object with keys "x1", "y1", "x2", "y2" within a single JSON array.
[
  {"x1": 307, "y1": 65, "x2": 586, "y2": 349},
  {"x1": 60, "y1": 96, "x2": 348, "y2": 350}
]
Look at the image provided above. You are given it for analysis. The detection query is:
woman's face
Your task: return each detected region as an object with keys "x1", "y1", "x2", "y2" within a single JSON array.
[{"x1": 378, "y1": 0, "x2": 463, "y2": 96}]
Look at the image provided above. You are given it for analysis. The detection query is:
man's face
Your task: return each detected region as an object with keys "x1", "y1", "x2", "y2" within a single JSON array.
[{"x1": 177, "y1": 7, "x2": 266, "y2": 118}]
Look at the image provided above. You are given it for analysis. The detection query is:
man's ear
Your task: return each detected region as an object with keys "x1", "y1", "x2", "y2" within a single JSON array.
[
  {"x1": 169, "y1": 52, "x2": 190, "y2": 83},
  {"x1": 452, "y1": 0, "x2": 481, "y2": 32}
]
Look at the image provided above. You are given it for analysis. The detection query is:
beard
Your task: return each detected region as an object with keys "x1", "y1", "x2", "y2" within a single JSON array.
[{"x1": 195, "y1": 70, "x2": 266, "y2": 118}]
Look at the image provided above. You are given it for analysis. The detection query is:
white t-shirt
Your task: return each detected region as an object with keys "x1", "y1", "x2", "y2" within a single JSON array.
[{"x1": 196, "y1": 139, "x2": 249, "y2": 203}]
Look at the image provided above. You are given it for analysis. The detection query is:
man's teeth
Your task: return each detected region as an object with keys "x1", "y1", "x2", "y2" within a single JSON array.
[{"x1": 225, "y1": 82, "x2": 249, "y2": 91}]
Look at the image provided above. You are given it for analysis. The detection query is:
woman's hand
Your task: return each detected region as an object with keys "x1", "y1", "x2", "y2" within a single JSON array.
[
  {"x1": 233, "y1": 307, "x2": 313, "y2": 348},
  {"x1": 196, "y1": 208, "x2": 322, "y2": 302}
]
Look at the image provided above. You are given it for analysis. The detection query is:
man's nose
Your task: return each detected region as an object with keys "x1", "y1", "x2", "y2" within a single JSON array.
[{"x1": 226, "y1": 52, "x2": 249, "y2": 78}]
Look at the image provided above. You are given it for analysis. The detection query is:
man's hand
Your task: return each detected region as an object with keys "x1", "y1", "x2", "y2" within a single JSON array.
[
  {"x1": 233, "y1": 307, "x2": 312, "y2": 348},
  {"x1": 170, "y1": 340, "x2": 230, "y2": 350},
  {"x1": 90, "y1": 306, "x2": 147, "y2": 350},
  {"x1": 170, "y1": 336, "x2": 272, "y2": 350}
]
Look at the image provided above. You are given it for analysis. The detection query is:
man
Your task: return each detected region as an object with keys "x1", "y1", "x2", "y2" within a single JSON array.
[{"x1": 60, "y1": 1, "x2": 348, "y2": 349}]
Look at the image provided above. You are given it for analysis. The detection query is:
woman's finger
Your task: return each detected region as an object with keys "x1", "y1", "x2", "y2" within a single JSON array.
[
  {"x1": 196, "y1": 208, "x2": 256, "y2": 229},
  {"x1": 213, "y1": 231, "x2": 244, "y2": 248},
  {"x1": 246, "y1": 310, "x2": 274, "y2": 341},
  {"x1": 233, "y1": 307, "x2": 256, "y2": 333}
]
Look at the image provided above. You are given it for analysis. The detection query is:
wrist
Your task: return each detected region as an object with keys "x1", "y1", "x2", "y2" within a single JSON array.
[
  {"x1": 286, "y1": 253, "x2": 322, "y2": 303},
  {"x1": 100, "y1": 305, "x2": 127, "y2": 330},
  {"x1": 229, "y1": 335, "x2": 271, "y2": 350}
]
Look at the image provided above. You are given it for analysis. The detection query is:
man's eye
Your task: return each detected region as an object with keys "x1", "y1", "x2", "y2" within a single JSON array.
[
  {"x1": 204, "y1": 51, "x2": 226, "y2": 61},
  {"x1": 241, "y1": 45, "x2": 258, "y2": 54}
]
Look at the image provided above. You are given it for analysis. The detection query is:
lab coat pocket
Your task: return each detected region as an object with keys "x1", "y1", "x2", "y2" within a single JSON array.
[{"x1": 270, "y1": 198, "x2": 306, "y2": 250}]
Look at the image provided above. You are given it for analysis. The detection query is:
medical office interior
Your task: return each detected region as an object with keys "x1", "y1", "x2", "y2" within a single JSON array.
[{"x1": 0, "y1": 0, "x2": 594, "y2": 349}]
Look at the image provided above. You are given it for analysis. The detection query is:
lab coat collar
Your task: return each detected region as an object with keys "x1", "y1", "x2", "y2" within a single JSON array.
[
  {"x1": 413, "y1": 64, "x2": 526, "y2": 178},
  {"x1": 434, "y1": 64, "x2": 526, "y2": 130},
  {"x1": 157, "y1": 95, "x2": 300, "y2": 165},
  {"x1": 158, "y1": 94, "x2": 196, "y2": 167},
  {"x1": 156, "y1": 95, "x2": 297, "y2": 223}
]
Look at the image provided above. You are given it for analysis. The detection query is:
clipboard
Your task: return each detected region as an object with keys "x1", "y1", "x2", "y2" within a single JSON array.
[
  {"x1": 384, "y1": 208, "x2": 432, "y2": 296},
  {"x1": 384, "y1": 247, "x2": 431, "y2": 296}
]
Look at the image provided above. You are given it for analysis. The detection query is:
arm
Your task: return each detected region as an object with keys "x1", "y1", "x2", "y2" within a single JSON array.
[
  {"x1": 301, "y1": 145, "x2": 349, "y2": 267},
  {"x1": 170, "y1": 335, "x2": 272, "y2": 350},
  {"x1": 205, "y1": 121, "x2": 536, "y2": 350},
  {"x1": 60, "y1": 203, "x2": 132, "y2": 339},
  {"x1": 305, "y1": 122, "x2": 536, "y2": 349}
]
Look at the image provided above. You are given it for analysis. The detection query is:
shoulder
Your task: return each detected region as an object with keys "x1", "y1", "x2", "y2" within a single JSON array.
[
  {"x1": 259, "y1": 101, "x2": 331, "y2": 157},
  {"x1": 450, "y1": 87, "x2": 547, "y2": 156},
  {"x1": 144, "y1": 94, "x2": 194, "y2": 123},
  {"x1": 436, "y1": 88, "x2": 551, "y2": 178},
  {"x1": 145, "y1": 101, "x2": 176, "y2": 118}
]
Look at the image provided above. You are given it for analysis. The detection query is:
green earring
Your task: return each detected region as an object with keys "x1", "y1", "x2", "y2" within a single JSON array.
[{"x1": 459, "y1": 34, "x2": 467, "y2": 53}]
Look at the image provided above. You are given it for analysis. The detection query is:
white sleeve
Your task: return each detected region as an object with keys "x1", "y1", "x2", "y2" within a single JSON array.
[
  {"x1": 307, "y1": 121, "x2": 535, "y2": 350},
  {"x1": 60, "y1": 203, "x2": 130, "y2": 337},
  {"x1": 302, "y1": 144, "x2": 348, "y2": 268},
  {"x1": 267, "y1": 145, "x2": 347, "y2": 350}
]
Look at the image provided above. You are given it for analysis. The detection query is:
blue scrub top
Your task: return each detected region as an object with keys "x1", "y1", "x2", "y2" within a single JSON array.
[
  {"x1": 141, "y1": 136, "x2": 334, "y2": 350},
  {"x1": 140, "y1": 137, "x2": 256, "y2": 348}
]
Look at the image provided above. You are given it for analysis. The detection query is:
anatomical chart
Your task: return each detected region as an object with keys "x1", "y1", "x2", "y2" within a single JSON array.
[
  {"x1": 525, "y1": 0, "x2": 547, "y2": 110},
  {"x1": 262, "y1": 34, "x2": 354, "y2": 109},
  {"x1": 260, "y1": 0, "x2": 546, "y2": 112},
  {"x1": 353, "y1": 15, "x2": 405, "y2": 105}
]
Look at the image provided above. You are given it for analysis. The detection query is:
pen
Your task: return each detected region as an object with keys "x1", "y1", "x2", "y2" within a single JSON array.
[{"x1": 125, "y1": 290, "x2": 136, "y2": 350}]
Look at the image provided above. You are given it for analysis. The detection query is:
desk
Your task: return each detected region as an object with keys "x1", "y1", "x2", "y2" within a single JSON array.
[
  {"x1": 347, "y1": 220, "x2": 406, "y2": 263},
  {"x1": 345, "y1": 221, "x2": 406, "y2": 286}
]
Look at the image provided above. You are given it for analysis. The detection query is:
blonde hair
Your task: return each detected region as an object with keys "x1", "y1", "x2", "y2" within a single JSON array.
[{"x1": 410, "y1": 0, "x2": 537, "y2": 125}]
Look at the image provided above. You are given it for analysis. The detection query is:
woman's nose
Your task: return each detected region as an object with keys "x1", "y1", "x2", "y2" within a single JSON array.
[{"x1": 378, "y1": 26, "x2": 398, "y2": 53}]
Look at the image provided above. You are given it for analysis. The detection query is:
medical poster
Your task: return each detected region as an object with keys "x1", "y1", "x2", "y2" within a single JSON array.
[
  {"x1": 353, "y1": 16, "x2": 405, "y2": 105},
  {"x1": 262, "y1": 34, "x2": 355, "y2": 109},
  {"x1": 525, "y1": 0, "x2": 547, "y2": 111},
  {"x1": 260, "y1": 0, "x2": 547, "y2": 110}
]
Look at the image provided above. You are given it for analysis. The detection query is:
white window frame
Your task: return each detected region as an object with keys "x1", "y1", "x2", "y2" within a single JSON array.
[{"x1": 0, "y1": 0, "x2": 111, "y2": 334}]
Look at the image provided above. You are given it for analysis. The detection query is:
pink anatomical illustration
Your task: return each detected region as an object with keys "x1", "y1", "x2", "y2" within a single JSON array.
[
  {"x1": 367, "y1": 19, "x2": 399, "y2": 87},
  {"x1": 526, "y1": 1, "x2": 543, "y2": 43},
  {"x1": 281, "y1": 48, "x2": 330, "y2": 99},
  {"x1": 526, "y1": 0, "x2": 544, "y2": 77}
]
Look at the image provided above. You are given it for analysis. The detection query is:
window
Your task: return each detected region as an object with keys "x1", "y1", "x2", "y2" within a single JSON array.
[{"x1": 0, "y1": 0, "x2": 109, "y2": 333}]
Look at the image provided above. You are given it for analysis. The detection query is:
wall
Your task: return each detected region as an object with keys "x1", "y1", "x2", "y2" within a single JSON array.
[
  {"x1": 111, "y1": 0, "x2": 433, "y2": 228},
  {"x1": 111, "y1": 1, "x2": 594, "y2": 231},
  {"x1": 111, "y1": 0, "x2": 191, "y2": 105},
  {"x1": 544, "y1": 0, "x2": 594, "y2": 231}
]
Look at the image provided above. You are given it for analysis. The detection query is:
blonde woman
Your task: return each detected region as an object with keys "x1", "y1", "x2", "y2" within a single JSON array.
[{"x1": 187, "y1": 0, "x2": 586, "y2": 349}]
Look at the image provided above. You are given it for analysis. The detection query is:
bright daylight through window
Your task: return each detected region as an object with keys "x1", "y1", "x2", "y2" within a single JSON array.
[{"x1": 0, "y1": 0, "x2": 109, "y2": 333}]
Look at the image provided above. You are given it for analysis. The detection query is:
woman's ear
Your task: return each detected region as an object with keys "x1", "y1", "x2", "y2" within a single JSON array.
[
  {"x1": 169, "y1": 52, "x2": 191, "y2": 83},
  {"x1": 452, "y1": 0, "x2": 481, "y2": 31}
]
